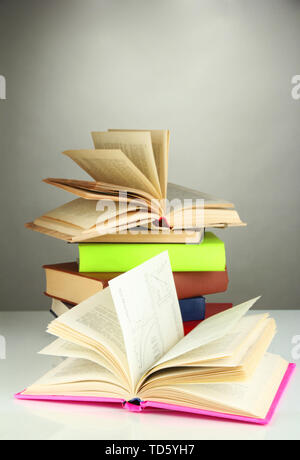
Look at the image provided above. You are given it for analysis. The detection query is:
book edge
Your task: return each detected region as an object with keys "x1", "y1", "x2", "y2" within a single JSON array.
[{"x1": 14, "y1": 364, "x2": 295, "y2": 425}]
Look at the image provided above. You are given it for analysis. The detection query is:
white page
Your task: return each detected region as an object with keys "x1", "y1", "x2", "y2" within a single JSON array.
[
  {"x1": 48, "y1": 288, "x2": 128, "y2": 366},
  {"x1": 109, "y1": 252, "x2": 184, "y2": 388},
  {"x1": 156, "y1": 297, "x2": 261, "y2": 365}
]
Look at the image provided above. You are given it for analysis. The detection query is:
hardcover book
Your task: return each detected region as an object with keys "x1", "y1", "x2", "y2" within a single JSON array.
[
  {"x1": 78, "y1": 232, "x2": 226, "y2": 272},
  {"x1": 44, "y1": 262, "x2": 229, "y2": 305},
  {"x1": 25, "y1": 130, "x2": 245, "y2": 242},
  {"x1": 17, "y1": 253, "x2": 294, "y2": 425}
]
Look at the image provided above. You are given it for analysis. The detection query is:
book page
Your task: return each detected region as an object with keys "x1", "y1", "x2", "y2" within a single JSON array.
[
  {"x1": 91, "y1": 131, "x2": 162, "y2": 197},
  {"x1": 23, "y1": 358, "x2": 126, "y2": 395},
  {"x1": 176, "y1": 353, "x2": 287, "y2": 418},
  {"x1": 167, "y1": 183, "x2": 234, "y2": 209},
  {"x1": 38, "y1": 198, "x2": 141, "y2": 231},
  {"x1": 92, "y1": 210, "x2": 158, "y2": 236},
  {"x1": 140, "y1": 353, "x2": 288, "y2": 419},
  {"x1": 39, "y1": 339, "x2": 117, "y2": 374},
  {"x1": 161, "y1": 314, "x2": 270, "y2": 367},
  {"x1": 156, "y1": 297, "x2": 261, "y2": 366},
  {"x1": 63, "y1": 149, "x2": 160, "y2": 199},
  {"x1": 150, "y1": 130, "x2": 168, "y2": 198},
  {"x1": 109, "y1": 129, "x2": 169, "y2": 198},
  {"x1": 33, "y1": 218, "x2": 83, "y2": 236},
  {"x1": 108, "y1": 252, "x2": 184, "y2": 389},
  {"x1": 47, "y1": 288, "x2": 129, "y2": 375}
]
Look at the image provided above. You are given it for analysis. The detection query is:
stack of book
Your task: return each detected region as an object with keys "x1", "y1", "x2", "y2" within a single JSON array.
[
  {"x1": 18, "y1": 253, "x2": 294, "y2": 425},
  {"x1": 44, "y1": 233, "x2": 232, "y2": 330},
  {"x1": 26, "y1": 129, "x2": 245, "y2": 328},
  {"x1": 20, "y1": 130, "x2": 295, "y2": 425}
]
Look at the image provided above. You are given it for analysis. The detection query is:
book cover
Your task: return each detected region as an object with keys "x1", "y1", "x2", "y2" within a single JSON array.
[
  {"x1": 78, "y1": 232, "x2": 226, "y2": 272},
  {"x1": 15, "y1": 364, "x2": 296, "y2": 426},
  {"x1": 44, "y1": 262, "x2": 229, "y2": 304}
]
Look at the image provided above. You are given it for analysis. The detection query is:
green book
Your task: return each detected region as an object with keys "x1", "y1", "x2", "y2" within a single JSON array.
[{"x1": 78, "y1": 232, "x2": 226, "y2": 273}]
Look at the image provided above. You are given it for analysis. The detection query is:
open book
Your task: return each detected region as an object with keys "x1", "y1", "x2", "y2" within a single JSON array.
[
  {"x1": 17, "y1": 253, "x2": 294, "y2": 424},
  {"x1": 26, "y1": 130, "x2": 245, "y2": 242}
]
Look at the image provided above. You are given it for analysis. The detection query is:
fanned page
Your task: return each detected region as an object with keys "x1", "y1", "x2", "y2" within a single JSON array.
[
  {"x1": 46, "y1": 288, "x2": 131, "y2": 387},
  {"x1": 34, "y1": 198, "x2": 143, "y2": 231},
  {"x1": 155, "y1": 297, "x2": 261, "y2": 366},
  {"x1": 138, "y1": 315, "x2": 276, "y2": 388},
  {"x1": 174, "y1": 314, "x2": 272, "y2": 366},
  {"x1": 109, "y1": 129, "x2": 169, "y2": 198},
  {"x1": 39, "y1": 338, "x2": 125, "y2": 381},
  {"x1": 91, "y1": 131, "x2": 162, "y2": 198},
  {"x1": 109, "y1": 252, "x2": 184, "y2": 389},
  {"x1": 63, "y1": 149, "x2": 160, "y2": 199},
  {"x1": 139, "y1": 353, "x2": 289, "y2": 420},
  {"x1": 152, "y1": 314, "x2": 270, "y2": 368},
  {"x1": 167, "y1": 183, "x2": 234, "y2": 209},
  {"x1": 22, "y1": 358, "x2": 130, "y2": 400}
]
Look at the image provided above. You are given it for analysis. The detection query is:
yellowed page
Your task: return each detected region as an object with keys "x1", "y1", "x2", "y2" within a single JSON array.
[
  {"x1": 36, "y1": 198, "x2": 140, "y2": 230},
  {"x1": 71, "y1": 217, "x2": 156, "y2": 242},
  {"x1": 92, "y1": 210, "x2": 158, "y2": 236},
  {"x1": 150, "y1": 130, "x2": 168, "y2": 197},
  {"x1": 33, "y1": 218, "x2": 82, "y2": 236},
  {"x1": 109, "y1": 129, "x2": 169, "y2": 198},
  {"x1": 167, "y1": 183, "x2": 234, "y2": 208},
  {"x1": 91, "y1": 131, "x2": 162, "y2": 197},
  {"x1": 156, "y1": 297, "x2": 261, "y2": 366},
  {"x1": 63, "y1": 149, "x2": 160, "y2": 199}
]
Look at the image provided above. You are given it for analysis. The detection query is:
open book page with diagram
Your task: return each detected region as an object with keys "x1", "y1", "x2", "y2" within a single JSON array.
[{"x1": 19, "y1": 253, "x2": 293, "y2": 423}]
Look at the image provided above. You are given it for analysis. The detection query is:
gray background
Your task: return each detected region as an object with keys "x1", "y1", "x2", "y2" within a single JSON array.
[{"x1": 0, "y1": 0, "x2": 299, "y2": 311}]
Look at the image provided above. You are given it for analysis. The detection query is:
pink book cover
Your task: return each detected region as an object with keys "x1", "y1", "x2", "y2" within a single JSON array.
[{"x1": 15, "y1": 363, "x2": 295, "y2": 425}]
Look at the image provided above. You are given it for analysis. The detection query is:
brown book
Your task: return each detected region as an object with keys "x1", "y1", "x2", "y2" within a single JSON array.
[{"x1": 44, "y1": 262, "x2": 229, "y2": 305}]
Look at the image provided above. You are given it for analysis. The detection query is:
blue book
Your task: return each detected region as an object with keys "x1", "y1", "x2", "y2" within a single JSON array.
[{"x1": 179, "y1": 296, "x2": 206, "y2": 322}]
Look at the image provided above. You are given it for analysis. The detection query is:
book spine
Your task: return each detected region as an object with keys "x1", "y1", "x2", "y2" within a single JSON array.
[
  {"x1": 179, "y1": 297, "x2": 206, "y2": 322},
  {"x1": 174, "y1": 270, "x2": 229, "y2": 299}
]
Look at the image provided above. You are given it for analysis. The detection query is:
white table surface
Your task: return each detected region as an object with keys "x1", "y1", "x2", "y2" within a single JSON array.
[{"x1": 0, "y1": 310, "x2": 299, "y2": 440}]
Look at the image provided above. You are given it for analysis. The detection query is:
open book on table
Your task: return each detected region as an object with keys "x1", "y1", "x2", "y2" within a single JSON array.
[
  {"x1": 17, "y1": 253, "x2": 294, "y2": 424},
  {"x1": 26, "y1": 130, "x2": 245, "y2": 242}
]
